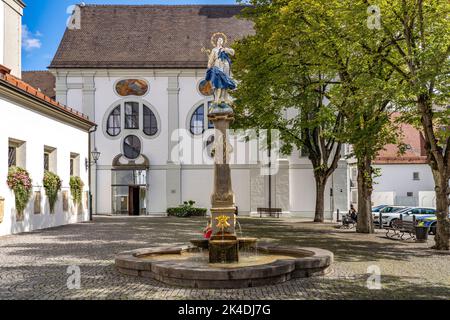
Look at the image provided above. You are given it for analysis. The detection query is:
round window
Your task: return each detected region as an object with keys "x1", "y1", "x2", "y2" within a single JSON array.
[
  {"x1": 198, "y1": 79, "x2": 214, "y2": 96},
  {"x1": 123, "y1": 135, "x2": 141, "y2": 159}
]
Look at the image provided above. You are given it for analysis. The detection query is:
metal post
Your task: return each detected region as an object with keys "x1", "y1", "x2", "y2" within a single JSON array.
[
  {"x1": 379, "y1": 211, "x2": 383, "y2": 229},
  {"x1": 337, "y1": 209, "x2": 340, "y2": 222}
]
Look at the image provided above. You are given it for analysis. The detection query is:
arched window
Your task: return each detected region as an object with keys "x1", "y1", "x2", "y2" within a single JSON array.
[
  {"x1": 190, "y1": 105, "x2": 205, "y2": 135},
  {"x1": 107, "y1": 105, "x2": 121, "y2": 137},
  {"x1": 143, "y1": 105, "x2": 158, "y2": 136},
  {"x1": 125, "y1": 102, "x2": 139, "y2": 129},
  {"x1": 123, "y1": 135, "x2": 141, "y2": 159},
  {"x1": 190, "y1": 102, "x2": 214, "y2": 135}
]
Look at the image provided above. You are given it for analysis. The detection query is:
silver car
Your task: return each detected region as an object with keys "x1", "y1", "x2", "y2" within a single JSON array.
[{"x1": 374, "y1": 207, "x2": 436, "y2": 227}]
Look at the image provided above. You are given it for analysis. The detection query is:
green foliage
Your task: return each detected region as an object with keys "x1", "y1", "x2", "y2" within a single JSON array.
[
  {"x1": 43, "y1": 171, "x2": 62, "y2": 213},
  {"x1": 167, "y1": 201, "x2": 207, "y2": 218},
  {"x1": 232, "y1": 1, "x2": 346, "y2": 219},
  {"x1": 6, "y1": 167, "x2": 32, "y2": 214},
  {"x1": 69, "y1": 176, "x2": 84, "y2": 205}
]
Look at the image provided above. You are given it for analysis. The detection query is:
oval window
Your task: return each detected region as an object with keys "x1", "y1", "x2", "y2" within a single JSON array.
[
  {"x1": 116, "y1": 79, "x2": 149, "y2": 97},
  {"x1": 123, "y1": 135, "x2": 141, "y2": 159}
]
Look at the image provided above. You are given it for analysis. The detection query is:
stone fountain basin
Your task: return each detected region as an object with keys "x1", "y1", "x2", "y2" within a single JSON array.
[{"x1": 115, "y1": 245, "x2": 333, "y2": 289}]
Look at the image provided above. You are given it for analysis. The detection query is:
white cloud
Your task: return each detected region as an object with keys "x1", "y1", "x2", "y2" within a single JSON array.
[{"x1": 22, "y1": 25, "x2": 42, "y2": 51}]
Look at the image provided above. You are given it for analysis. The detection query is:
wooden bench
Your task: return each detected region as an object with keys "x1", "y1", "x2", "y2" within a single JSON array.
[
  {"x1": 385, "y1": 217, "x2": 417, "y2": 240},
  {"x1": 258, "y1": 208, "x2": 282, "y2": 218}
]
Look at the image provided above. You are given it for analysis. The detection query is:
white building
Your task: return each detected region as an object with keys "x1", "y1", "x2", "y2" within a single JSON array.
[
  {"x1": 0, "y1": 0, "x2": 95, "y2": 236},
  {"x1": 349, "y1": 121, "x2": 436, "y2": 208},
  {"x1": 42, "y1": 4, "x2": 349, "y2": 218}
]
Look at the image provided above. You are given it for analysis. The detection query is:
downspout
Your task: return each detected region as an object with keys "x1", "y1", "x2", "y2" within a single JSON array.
[{"x1": 88, "y1": 124, "x2": 98, "y2": 221}]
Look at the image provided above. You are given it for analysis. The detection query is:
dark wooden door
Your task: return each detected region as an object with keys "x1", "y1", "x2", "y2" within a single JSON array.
[{"x1": 128, "y1": 187, "x2": 140, "y2": 216}]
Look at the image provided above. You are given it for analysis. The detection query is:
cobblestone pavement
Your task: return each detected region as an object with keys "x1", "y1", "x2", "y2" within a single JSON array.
[{"x1": 0, "y1": 216, "x2": 449, "y2": 300}]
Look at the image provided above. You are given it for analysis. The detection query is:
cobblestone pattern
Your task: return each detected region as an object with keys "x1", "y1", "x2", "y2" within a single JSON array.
[{"x1": 0, "y1": 217, "x2": 449, "y2": 300}]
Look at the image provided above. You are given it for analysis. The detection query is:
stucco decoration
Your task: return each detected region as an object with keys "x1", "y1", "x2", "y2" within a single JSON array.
[
  {"x1": 112, "y1": 154, "x2": 150, "y2": 170},
  {"x1": 115, "y1": 79, "x2": 149, "y2": 97}
]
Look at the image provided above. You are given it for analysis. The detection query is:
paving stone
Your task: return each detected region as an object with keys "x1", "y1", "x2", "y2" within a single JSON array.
[{"x1": 0, "y1": 216, "x2": 448, "y2": 300}]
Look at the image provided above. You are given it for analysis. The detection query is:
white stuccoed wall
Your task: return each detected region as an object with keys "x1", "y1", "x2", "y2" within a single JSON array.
[
  {"x1": 0, "y1": 96, "x2": 90, "y2": 236},
  {"x1": 373, "y1": 164, "x2": 435, "y2": 206},
  {"x1": 53, "y1": 69, "x2": 349, "y2": 217},
  {"x1": 1, "y1": 0, "x2": 23, "y2": 78}
]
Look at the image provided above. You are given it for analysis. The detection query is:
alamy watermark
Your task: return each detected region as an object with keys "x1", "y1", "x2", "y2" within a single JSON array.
[
  {"x1": 367, "y1": 5, "x2": 382, "y2": 30},
  {"x1": 366, "y1": 265, "x2": 382, "y2": 290},
  {"x1": 170, "y1": 129, "x2": 281, "y2": 176},
  {"x1": 66, "y1": 265, "x2": 81, "y2": 290}
]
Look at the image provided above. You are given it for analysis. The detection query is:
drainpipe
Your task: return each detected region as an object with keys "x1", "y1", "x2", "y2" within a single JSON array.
[{"x1": 88, "y1": 125, "x2": 98, "y2": 221}]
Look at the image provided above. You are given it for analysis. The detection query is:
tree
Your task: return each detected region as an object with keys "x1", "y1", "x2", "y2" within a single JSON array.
[
  {"x1": 362, "y1": 0, "x2": 450, "y2": 249},
  {"x1": 261, "y1": 0, "x2": 400, "y2": 232},
  {"x1": 232, "y1": 1, "x2": 344, "y2": 222}
]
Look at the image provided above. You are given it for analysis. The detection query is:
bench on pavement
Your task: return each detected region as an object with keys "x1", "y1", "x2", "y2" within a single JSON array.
[
  {"x1": 258, "y1": 208, "x2": 282, "y2": 218},
  {"x1": 385, "y1": 215, "x2": 417, "y2": 240}
]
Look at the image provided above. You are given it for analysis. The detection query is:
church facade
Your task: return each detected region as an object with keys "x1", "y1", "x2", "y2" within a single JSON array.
[{"x1": 48, "y1": 4, "x2": 350, "y2": 218}]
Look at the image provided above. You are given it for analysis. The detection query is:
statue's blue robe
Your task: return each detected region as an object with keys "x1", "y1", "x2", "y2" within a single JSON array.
[{"x1": 205, "y1": 51, "x2": 236, "y2": 90}]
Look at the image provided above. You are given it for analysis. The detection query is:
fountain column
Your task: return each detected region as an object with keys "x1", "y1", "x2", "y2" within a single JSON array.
[{"x1": 208, "y1": 106, "x2": 239, "y2": 263}]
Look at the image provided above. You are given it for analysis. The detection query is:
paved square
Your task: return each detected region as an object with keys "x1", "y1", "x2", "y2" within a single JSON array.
[{"x1": 0, "y1": 217, "x2": 448, "y2": 300}]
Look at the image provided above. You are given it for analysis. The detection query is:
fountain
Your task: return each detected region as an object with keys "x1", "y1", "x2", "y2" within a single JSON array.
[{"x1": 115, "y1": 33, "x2": 333, "y2": 289}]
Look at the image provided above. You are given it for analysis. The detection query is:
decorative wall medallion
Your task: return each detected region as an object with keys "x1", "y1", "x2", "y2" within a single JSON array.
[
  {"x1": 0, "y1": 197, "x2": 4, "y2": 224},
  {"x1": 34, "y1": 191, "x2": 41, "y2": 214},
  {"x1": 116, "y1": 79, "x2": 149, "y2": 97},
  {"x1": 198, "y1": 79, "x2": 214, "y2": 96},
  {"x1": 63, "y1": 191, "x2": 69, "y2": 212}
]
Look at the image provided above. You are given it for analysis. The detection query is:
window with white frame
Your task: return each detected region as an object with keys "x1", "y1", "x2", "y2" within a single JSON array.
[
  {"x1": 70, "y1": 153, "x2": 80, "y2": 176},
  {"x1": 8, "y1": 138, "x2": 26, "y2": 168},
  {"x1": 44, "y1": 146, "x2": 57, "y2": 173}
]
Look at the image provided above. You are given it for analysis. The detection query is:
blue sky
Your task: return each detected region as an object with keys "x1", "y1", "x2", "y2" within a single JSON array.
[{"x1": 22, "y1": 0, "x2": 238, "y2": 71}]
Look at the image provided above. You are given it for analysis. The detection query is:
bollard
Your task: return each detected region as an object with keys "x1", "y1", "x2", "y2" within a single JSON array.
[
  {"x1": 337, "y1": 209, "x2": 340, "y2": 222},
  {"x1": 379, "y1": 212, "x2": 383, "y2": 229}
]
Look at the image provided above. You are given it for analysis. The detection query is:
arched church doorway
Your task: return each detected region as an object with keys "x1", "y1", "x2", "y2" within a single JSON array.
[{"x1": 111, "y1": 154, "x2": 150, "y2": 215}]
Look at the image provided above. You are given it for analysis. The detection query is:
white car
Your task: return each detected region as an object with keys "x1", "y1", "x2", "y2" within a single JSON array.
[{"x1": 373, "y1": 207, "x2": 437, "y2": 227}]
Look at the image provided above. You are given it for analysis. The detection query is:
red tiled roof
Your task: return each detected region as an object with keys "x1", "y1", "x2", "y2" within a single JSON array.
[
  {"x1": 374, "y1": 114, "x2": 428, "y2": 165},
  {"x1": 22, "y1": 71, "x2": 56, "y2": 99},
  {"x1": 0, "y1": 65, "x2": 94, "y2": 126}
]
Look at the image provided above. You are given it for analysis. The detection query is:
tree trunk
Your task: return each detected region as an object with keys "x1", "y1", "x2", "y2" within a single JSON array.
[
  {"x1": 314, "y1": 176, "x2": 326, "y2": 223},
  {"x1": 431, "y1": 169, "x2": 450, "y2": 250},
  {"x1": 417, "y1": 94, "x2": 450, "y2": 250},
  {"x1": 356, "y1": 156, "x2": 375, "y2": 233}
]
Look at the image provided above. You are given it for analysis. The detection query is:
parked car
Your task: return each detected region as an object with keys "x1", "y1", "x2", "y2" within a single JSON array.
[
  {"x1": 416, "y1": 214, "x2": 450, "y2": 235},
  {"x1": 373, "y1": 207, "x2": 436, "y2": 227},
  {"x1": 372, "y1": 205, "x2": 389, "y2": 213}
]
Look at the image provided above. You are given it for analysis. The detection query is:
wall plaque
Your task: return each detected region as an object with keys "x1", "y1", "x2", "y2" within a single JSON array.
[
  {"x1": 63, "y1": 191, "x2": 69, "y2": 212},
  {"x1": 34, "y1": 191, "x2": 41, "y2": 214}
]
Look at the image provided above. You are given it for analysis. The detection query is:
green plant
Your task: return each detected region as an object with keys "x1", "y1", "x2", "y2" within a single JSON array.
[
  {"x1": 43, "y1": 171, "x2": 62, "y2": 213},
  {"x1": 7, "y1": 167, "x2": 32, "y2": 216},
  {"x1": 167, "y1": 200, "x2": 207, "y2": 218},
  {"x1": 69, "y1": 176, "x2": 84, "y2": 205}
]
